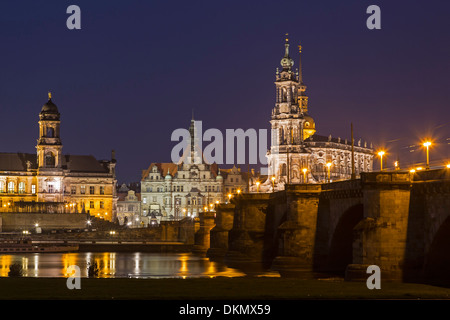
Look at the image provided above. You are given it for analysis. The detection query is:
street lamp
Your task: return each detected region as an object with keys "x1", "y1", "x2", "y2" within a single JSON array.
[
  {"x1": 302, "y1": 168, "x2": 308, "y2": 183},
  {"x1": 423, "y1": 141, "x2": 432, "y2": 169},
  {"x1": 255, "y1": 181, "x2": 260, "y2": 193},
  {"x1": 271, "y1": 176, "x2": 275, "y2": 192},
  {"x1": 377, "y1": 151, "x2": 385, "y2": 171},
  {"x1": 326, "y1": 162, "x2": 332, "y2": 183},
  {"x1": 227, "y1": 193, "x2": 232, "y2": 202},
  {"x1": 237, "y1": 189, "x2": 241, "y2": 195}
]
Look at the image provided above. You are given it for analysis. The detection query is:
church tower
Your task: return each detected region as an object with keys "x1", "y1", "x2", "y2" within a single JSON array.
[
  {"x1": 36, "y1": 92, "x2": 63, "y2": 171},
  {"x1": 266, "y1": 35, "x2": 316, "y2": 188}
]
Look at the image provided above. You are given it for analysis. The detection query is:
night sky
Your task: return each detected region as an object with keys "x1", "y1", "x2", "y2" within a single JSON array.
[{"x1": 0, "y1": 0, "x2": 449, "y2": 183}]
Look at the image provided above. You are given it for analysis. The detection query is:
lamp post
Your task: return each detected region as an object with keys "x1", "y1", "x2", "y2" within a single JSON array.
[
  {"x1": 423, "y1": 141, "x2": 431, "y2": 169},
  {"x1": 271, "y1": 176, "x2": 275, "y2": 192},
  {"x1": 302, "y1": 168, "x2": 308, "y2": 183},
  {"x1": 377, "y1": 151, "x2": 385, "y2": 171},
  {"x1": 326, "y1": 162, "x2": 332, "y2": 183},
  {"x1": 256, "y1": 181, "x2": 260, "y2": 193}
]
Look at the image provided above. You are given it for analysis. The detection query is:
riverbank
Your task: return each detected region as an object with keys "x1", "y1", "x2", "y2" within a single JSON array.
[{"x1": 1, "y1": 277, "x2": 449, "y2": 300}]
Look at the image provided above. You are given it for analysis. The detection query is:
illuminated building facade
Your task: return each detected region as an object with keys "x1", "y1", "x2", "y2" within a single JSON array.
[
  {"x1": 257, "y1": 36, "x2": 374, "y2": 192},
  {"x1": 0, "y1": 94, "x2": 118, "y2": 221}
]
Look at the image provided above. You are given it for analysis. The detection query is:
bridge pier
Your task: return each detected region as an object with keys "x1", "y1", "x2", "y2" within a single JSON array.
[
  {"x1": 271, "y1": 184, "x2": 322, "y2": 277},
  {"x1": 224, "y1": 193, "x2": 272, "y2": 271},
  {"x1": 346, "y1": 172, "x2": 412, "y2": 281},
  {"x1": 207, "y1": 203, "x2": 235, "y2": 261},
  {"x1": 193, "y1": 211, "x2": 216, "y2": 254}
]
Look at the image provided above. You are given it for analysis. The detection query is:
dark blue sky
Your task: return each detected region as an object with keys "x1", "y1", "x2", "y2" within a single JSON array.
[{"x1": 0, "y1": 0, "x2": 449, "y2": 183}]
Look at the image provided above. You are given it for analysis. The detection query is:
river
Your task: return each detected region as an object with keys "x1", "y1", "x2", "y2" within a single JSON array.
[{"x1": 0, "y1": 252, "x2": 280, "y2": 278}]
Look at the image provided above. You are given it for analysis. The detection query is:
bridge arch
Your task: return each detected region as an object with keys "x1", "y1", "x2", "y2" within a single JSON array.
[
  {"x1": 327, "y1": 203, "x2": 364, "y2": 275},
  {"x1": 423, "y1": 216, "x2": 450, "y2": 285}
]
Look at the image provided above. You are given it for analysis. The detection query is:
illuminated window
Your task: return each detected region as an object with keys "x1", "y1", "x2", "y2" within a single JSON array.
[
  {"x1": 80, "y1": 185, "x2": 86, "y2": 194},
  {"x1": 0, "y1": 181, "x2": 5, "y2": 193},
  {"x1": 100, "y1": 186, "x2": 105, "y2": 195},
  {"x1": 18, "y1": 182, "x2": 25, "y2": 194},
  {"x1": 100, "y1": 201, "x2": 104, "y2": 209},
  {"x1": 7, "y1": 182, "x2": 15, "y2": 193},
  {"x1": 90, "y1": 201, "x2": 94, "y2": 209},
  {"x1": 71, "y1": 186, "x2": 76, "y2": 194},
  {"x1": 143, "y1": 197, "x2": 147, "y2": 204},
  {"x1": 31, "y1": 185, "x2": 36, "y2": 194}
]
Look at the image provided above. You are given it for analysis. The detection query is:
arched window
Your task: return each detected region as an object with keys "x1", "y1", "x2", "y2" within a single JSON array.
[
  {"x1": 0, "y1": 181, "x2": 5, "y2": 193},
  {"x1": 18, "y1": 182, "x2": 25, "y2": 194},
  {"x1": 45, "y1": 153, "x2": 55, "y2": 167},
  {"x1": 7, "y1": 182, "x2": 15, "y2": 193},
  {"x1": 281, "y1": 163, "x2": 287, "y2": 176},
  {"x1": 46, "y1": 127, "x2": 55, "y2": 138}
]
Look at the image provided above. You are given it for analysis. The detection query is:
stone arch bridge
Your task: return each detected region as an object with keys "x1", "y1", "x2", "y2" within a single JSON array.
[{"x1": 204, "y1": 168, "x2": 450, "y2": 283}]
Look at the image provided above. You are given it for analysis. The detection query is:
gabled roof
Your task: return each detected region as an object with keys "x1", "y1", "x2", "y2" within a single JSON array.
[{"x1": 142, "y1": 162, "x2": 178, "y2": 180}]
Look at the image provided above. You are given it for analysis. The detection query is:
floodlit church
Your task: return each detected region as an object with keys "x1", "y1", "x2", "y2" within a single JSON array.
[
  {"x1": 0, "y1": 94, "x2": 118, "y2": 221},
  {"x1": 255, "y1": 36, "x2": 374, "y2": 192}
]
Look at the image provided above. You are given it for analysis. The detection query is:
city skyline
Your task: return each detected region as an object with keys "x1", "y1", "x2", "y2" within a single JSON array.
[{"x1": 0, "y1": 1, "x2": 448, "y2": 183}]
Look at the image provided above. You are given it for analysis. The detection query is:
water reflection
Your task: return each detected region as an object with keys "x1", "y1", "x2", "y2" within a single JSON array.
[{"x1": 0, "y1": 253, "x2": 278, "y2": 278}]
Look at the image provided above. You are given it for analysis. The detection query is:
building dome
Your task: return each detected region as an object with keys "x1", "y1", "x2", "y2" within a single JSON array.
[
  {"x1": 165, "y1": 169, "x2": 172, "y2": 180},
  {"x1": 216, "y1": 169, "x2": 223, "y2": 180},
  {"x1": 40, "y1": 93, "x2": 59, "y2": 115},
  {"x1": 303, "y1": 115, "x2": 315, "y2": 128},
  {"x1": 303, "y1": 114, "x2": 316, "y2": 140}
]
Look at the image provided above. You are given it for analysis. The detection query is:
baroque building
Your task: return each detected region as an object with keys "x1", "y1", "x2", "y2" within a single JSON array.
[
  {"x1": 141, "y1": 119, "x2": 224, "y2": 221},
  {"x1": 257, "y1": 36, "x2": 374, "y2": 192},
  {"x1": 0, "y1": 93, "x2": 118, "y2": 221},
  {"x1": 116, "y1": 183, "x2": 143, "y2": 227}
]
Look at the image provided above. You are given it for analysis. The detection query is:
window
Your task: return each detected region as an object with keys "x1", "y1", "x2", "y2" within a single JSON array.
[
  {"x1": 0, "y1": 181, "x2": 4, "y2": 193},
  {"x1": 143, "y1": 197, "x2": 147, "y2": 204},
  {"x1": 230, "y1": 178, "x2": 233, "y2": 182},
  {"x1": 48, "y1": 184, "x2": 54, "y2": 193},
  {"x1": 31, "y1": 185, "x2": 36, "y2": 194},
  {"x1": 45, "y1": 153, "x2": 55, "y2": 167},
  {"x1": 71, "y1": 186, "x2": 76, "y2": 194},
  {"x1": 80, "y1": 185, "x2": 86, "y2": 194},
  {"x1": 90, "y1": 186, "x2": 95, "y2": 195},
  {"x1": 7, "y1": 182, "x2": 14, "y2": 193},
  {"x1": 152, "y1": 196, "x2": 156, "y2": 202},
  {"x1": 18, "y1": 182, "x2": 25, "y2": 194},
  {"x1": 128, "y1": 205, "x2": 133, "y2": 211},
  {"x1": 181, "y1": 186, "x2": 183, "y2": 192},
  {"x1": 100, "y1": 186, "x2": 105, "y2": 195},
  {"x1": 100, "y1": 201, "x2": 104, "y2": 209},
  {"x1": 90, "y1": 201, "x2": 94, "y2": 209}
]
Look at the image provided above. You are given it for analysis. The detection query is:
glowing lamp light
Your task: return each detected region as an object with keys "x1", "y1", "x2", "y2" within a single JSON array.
[
  {"x1": 410, "y1": 169, "x2": 416, "y2": 173},
  {"x1": 237, "y1": 189, "x2": 241, "y2": 194},
  {"x1": 447, "y1": 164, "x2": 450, "y2": 169},
  {"x1": 377, "y1": 151, "x2": 386, "y2": 171}
]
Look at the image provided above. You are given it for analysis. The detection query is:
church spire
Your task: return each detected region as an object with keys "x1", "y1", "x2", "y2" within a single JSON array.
[
  {"x1": 280, "y1": 33, "x2": 294, "y2": 71},
  {"x1": 298, "y1": 43, "x2": 303, "y2": 85}
]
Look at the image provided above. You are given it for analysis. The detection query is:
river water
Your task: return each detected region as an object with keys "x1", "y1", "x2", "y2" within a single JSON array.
[{"x1": 0, "y1": 252, "x2": 280, "y2": 278}]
